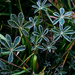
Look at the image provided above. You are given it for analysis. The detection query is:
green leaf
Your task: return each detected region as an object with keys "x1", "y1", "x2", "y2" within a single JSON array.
[
  {"x1": 5, "y1": 34, "x2": 12, "y2": 48},
  {"x1": 0, "y1": 60, "x2": 6, "y2": 69},
  {"x1": 32, "y1": 46, "x2": 36, "y2": 50},
  {"x1": 37, "y1": 45, "x2": 44, "y2": 49},
  {"x1": 33, "y1": 55, "x2": 37, "y2": 71},
  {"x1": 43, "y1": 28, "x2": 48, "y2": 35},
  {"x1": 59, "y1": 18, "x2": 65, "y2": 25},
  {"x1": 37, "y1": 37, "x2": 42, "y2": 44},
  {"x1": 44, "y1": 3, "x2": 51, "y2": 7},
  {"x1": 43, "y1": 36, "x2": 49, "y2": 42},
  {"x1": 64, "y1": 30, "x2": 75, "y2": 34},
  {"x1": 53, "y1": 18, "x2": 59, "y2": 25},
  {"x1": 24, "y1": 21, "x2": 33, "y2": 29},
  {"x1": 32, "y1": 5, "x2": 38, "y2": 8},
  {"x1": 63, "y1": 35, "x2": 71, "y2": 42},
  {"x1": 29, "y1": 17, "x2": 34, "y2": 21},
  {"x1": 32, "y1": 32, "x2": 40, "y2": 36},
  {"x1": 64, "y1": 11, "x2": 72, "y2": 16},
  {"x1": 71, "y1": 33, "x2": 75, "y2": 39},
  {"x1": 14, "y1": 46, "x2": 25, "y2": 51},
  {"x1": 0, "y1": 34, "x2": 6, "y2": 41},
  {"x1": 34, "y1": 9, "x2": 39, "y2": 14},
  {"x1": 60, "y1": 8, "x2": 65, "y2": 15},
  {"x1": 13, "y1": 36, "x2": 21, "y2": 48},
  {"x1": 10, "y1": 14, "x2": 19, "y2": 25},
  {"x1": 18, "y1": 12, "x2": 24, "y2": 26},
  {"x1": 8, "y1": 52, "x2": 13, "y2": 63},
  {"x1": 54, "y1": 35, "x2": 61, "y2": 41},
  {"x1": 22, "y1": 29, "x2": 29, "y2": 37},
  {"x1": 39, "y1": 25, "x2": 43, "y2": 33},
  {"x1": 0, "y1": 39, "x2": 9, "y2": 48},
  {"x1": 53, "y1": 12, "x2": 60, "y2": 17},
  {"x1": 51, "y1": 28, "x2": 59, "y2": 33},
  {"x1": 42, "y1": 0, "x2": 47, "y2": 6},
  {"x1": 63, "y1": 26, "x2": 71, "y2": 32},
  {"x1": 8, "y1": 20, "x2": 19, "y2": 28}
]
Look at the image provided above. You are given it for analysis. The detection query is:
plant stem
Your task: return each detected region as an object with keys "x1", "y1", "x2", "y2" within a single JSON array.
[
  {"x1": 0, "y1": 58, "x2": 23, "y2": 69},
  {"x1": 37, "y1": 9, "x2": 41, "y2": 25},
  {"x1": 13, "y1": 52, "x2": 33, "y2": 72}
]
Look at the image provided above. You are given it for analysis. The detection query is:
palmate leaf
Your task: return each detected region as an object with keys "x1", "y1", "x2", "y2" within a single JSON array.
[
  {"x1": 13, "y1": 36, "x2": 21, "y2": 48},
  {"x1": 8, "y1": 52, "x2": 13, "y2": 63},
  {"x1": 0, "y1": 60, "x2": 6, "y2": 70}
]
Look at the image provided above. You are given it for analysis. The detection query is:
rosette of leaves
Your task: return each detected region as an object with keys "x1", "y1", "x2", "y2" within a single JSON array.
[
  {"x1": 30, "y1": 36, "x2": 44, "y2": 50},
  {"x1": 51, "y1": 25, "x2": 75, "y2": 42},
  {"x1": 42, "y1": 41, "x2": 57, "y2": 52},
  {"x1": 32, "y1": 25, "x2": 49, "y2": 44},
  {"x1": 25, "y1": 16, "x2": 42, "y2": 32},
  {"x1": 8, "y1": 12, "x2": 29, "y2": 36},
  {"x1": 32, "y1": 0, "x2": 51, "y2": 13},
  {"x1": 0, "y1": 34, "x2": 25, "y2": 63},
  {"x1": 53, "y1": 8, "x2": 72, "y2": 25},
  {"x1": 55, "y1": 66, "x2": 67, "y2": 75}
]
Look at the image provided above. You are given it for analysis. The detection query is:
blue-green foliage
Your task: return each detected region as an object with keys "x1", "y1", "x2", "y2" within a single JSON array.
[
  {"x1": 32, "y1": 25, "x2": 49, "y2": 44},
  {"x1": 25, "y1": 16, "x2": 42, "y2": 32},
  {"x1": 42, "y1": 41, "x2": 57, "y2": 52},
  {"x1": 51, "y1": 25, "x2": 75, "y2": 42},
  {"x1": 32, "y1": 0, "x2": 51, "y2": 13},
  {"x1": 0, "y1": 34, "x2": 25, "y2": 63},
  {"x1": 55, "y1": 66, "x2": 67, "y2": 75},
  {"x1": 8, "y1": 12, "x2": 29, "y2": 36},
  {"x1": 53, "y1": 8, "x2": 72, "y2": 25}
]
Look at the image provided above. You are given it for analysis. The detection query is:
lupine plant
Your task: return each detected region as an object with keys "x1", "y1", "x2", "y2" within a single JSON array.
[
  {"x1": 53, "y1": 8, "x2": 72, "y2": 25},
  {"x1": 1, "y1": 34, "x2": 25, "y2": 63},
  {"x1": 32, "y1": 0, "x2": 51, "y2": 13},
  {"x1": 0, "y1": 0, "x2": 75, "y2": 75}
]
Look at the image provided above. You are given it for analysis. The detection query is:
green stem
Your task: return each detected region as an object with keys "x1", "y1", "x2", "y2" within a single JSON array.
[{"x1": 37, "y1": 9, "x2": 41, "y2": 26}]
